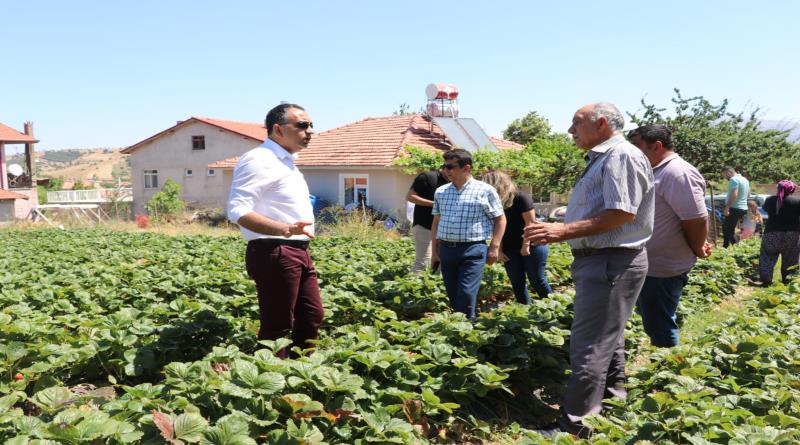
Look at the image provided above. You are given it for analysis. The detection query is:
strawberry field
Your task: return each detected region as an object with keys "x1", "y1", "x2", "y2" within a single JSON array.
[{"x1": 0, "y1": 229, "x2": 798, "y2": 444}]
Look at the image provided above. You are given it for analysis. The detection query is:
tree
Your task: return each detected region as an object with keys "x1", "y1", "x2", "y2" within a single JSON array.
[
  {"x1": 503, "y1": 111, "x2": 552, "y2": 145},
  {"x1": 146, "y1": 179, "x2": 185, "y2": 221},
  {"x1": 628, "y1": 89, "x2": 800, "y2": 182},
  {"x1": 392, "y1": 134, "x2": 583, "y2": 195},
  {"x1": 393, "y1": 103, "x2": 412, "y2": 116}
]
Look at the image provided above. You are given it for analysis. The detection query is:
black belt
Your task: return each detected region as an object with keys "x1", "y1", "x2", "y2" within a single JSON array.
[
  {"x1": 571, "y1": 247, "x2": 641, "y2": 258},
  {"x1": 438, "y1": 240, "x2": 486, "y2": 248},
  {"x1": 251, "y1": 238, "x2": 310, "y2": 249}
]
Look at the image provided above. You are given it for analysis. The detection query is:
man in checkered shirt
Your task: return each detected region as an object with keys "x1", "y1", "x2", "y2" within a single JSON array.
[{"x1": 430, "y1": 149, "x2": 506, "y2": 319}]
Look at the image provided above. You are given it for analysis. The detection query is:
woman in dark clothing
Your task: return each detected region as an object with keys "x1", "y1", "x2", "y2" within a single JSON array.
[
  {"x1": 759, "y1": 180, "x2": 800, "y2": 285},
  {"x1": 482, "y1": 170, "x2": 552, "y2": 303}
]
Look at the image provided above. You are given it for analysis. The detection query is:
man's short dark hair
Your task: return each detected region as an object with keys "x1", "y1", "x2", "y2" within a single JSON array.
[
  {"x1": 721, "y1": 166, "x2": 736, "y2": 174},
  {"x1": 265, "y1": 103, "x2": 305, "y2": 135},
  {"x1": 627, "y1": 124, "x2": 673, "y2": 149},
  {"x1": 443, "y1": 148, "x2": 473, "y2": 167}
]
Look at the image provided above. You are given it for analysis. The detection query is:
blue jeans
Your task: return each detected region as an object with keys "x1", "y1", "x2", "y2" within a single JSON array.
[
  {"x1": 439, "y1": 242, "x2": 487, "y2": 319},
  {"x1": 502, "y1": 245, "x2": 552, "y2": 304},
  {"x1": 636, "y1": 273, "x2": 689, "y2": 347}
]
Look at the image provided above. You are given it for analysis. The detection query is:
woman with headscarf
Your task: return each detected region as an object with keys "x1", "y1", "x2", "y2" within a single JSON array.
[
  {"x1": 482, "y1": 170, "x2": 552, "y2": 303},
  {"x1": 759, "y1": 180, "x2": 800, "y2": 285}
]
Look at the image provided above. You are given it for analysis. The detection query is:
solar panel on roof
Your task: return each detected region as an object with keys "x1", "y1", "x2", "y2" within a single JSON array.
[{"x1": 432, "y1": 117, "x2": 497, "y2": 152}]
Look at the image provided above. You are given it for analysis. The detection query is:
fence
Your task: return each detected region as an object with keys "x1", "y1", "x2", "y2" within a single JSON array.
[{"x1": 47, "y1": 188, "x2": 132, "y2": 203}]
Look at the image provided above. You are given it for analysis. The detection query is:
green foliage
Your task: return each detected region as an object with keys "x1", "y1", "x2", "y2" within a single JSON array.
[
  {"x1": 392, "y1": 103, "x2": 412, "y2": 116},
  {"x1": 629, "y1": 89, "x2": 800, "y2": 182},
  {"x1": 392, "y1": 135, "x2": 583, "y2": 194},
  {"x1": 146, "y1": 179, "x2": 185, "y2": 220},
  {"x1": 503, "y1": 111, "x2": 552, "y2": 145},
  {"x1": 111, "y1": 158, "x2": 131, "y2": 181},
  {"x1": 71, "y1": 181, "x2": 93, "y2": 191},
  {"x1": 36, "y1": 176, "x2": 66, "y2": 204},
  {"x1": 0, "y1": 230, "x2": 784, "y2": 444},
  {"x1": 36, "y1": 185, "x2": 48, "y2": 205}
]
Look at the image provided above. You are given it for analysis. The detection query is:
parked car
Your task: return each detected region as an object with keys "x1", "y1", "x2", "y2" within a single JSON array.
[
  {"x1": 705, "y1": 193, "x2": 769, "y2": 224},
  {"x1": 548, "y1": 206, "x2": 567, "y2": 222}
]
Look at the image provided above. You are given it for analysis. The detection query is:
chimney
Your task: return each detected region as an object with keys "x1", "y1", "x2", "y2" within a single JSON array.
[{"x1": 24, "y1": 121, "x2": 34, "y2": 136}]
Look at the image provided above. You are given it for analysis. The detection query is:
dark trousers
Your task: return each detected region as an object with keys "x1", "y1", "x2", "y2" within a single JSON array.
[
  {"x1": 636, "y1": 273, "x2": 690, "y2": 347},
  {"x1": 722, "y1": 208, "x2": 746, "y2": 247},
  {"x1": 245, "y1": 240, "x2": 324, "y2": 358},
  {"x1": 502, "y1": 245, "x2": 552, "y2": 304},
  {"x1": 439, "y1": 242, "x2": 487, "y2": 319},
  {"x1": 560, "y1": 249, "x2": 648, "y2": 430},
  {"x1": 759, "y1": 231, "x2": 800, "y2": 285}
]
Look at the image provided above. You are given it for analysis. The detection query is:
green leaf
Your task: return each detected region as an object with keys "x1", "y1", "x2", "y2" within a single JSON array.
[
  {"x1": 173, "y1": 413, "x2": 209, "y2": 443},
  {"x1": 32, "y1": 386, "x2": 72, "y2": 412}
]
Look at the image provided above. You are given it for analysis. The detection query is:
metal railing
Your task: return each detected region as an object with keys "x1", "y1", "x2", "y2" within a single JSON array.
[{"x1": 47, "y1": 188, "x2": 132, "y2": 203}]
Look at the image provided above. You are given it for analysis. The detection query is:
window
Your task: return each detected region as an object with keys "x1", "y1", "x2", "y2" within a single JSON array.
[
  {"x1": 207, "y1": 169, "x2": 216, "y2": 177},
  {"x1": 192, "y1": 135, "x2": 205, "y2": 150},
  {"x1": 185, "y1": 169, "x2": 193, "y2": 177},
  {"x1": 339, "y1": 174, "x2": 369, "y2": 207},
  {"x1": 144, "y1": 170, "x2": 159, "y2": 189}
]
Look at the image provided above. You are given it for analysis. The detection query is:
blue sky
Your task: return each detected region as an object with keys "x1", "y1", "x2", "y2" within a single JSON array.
[{"x1": 1, "y1": 1, "x2": 798, "y2": 150}]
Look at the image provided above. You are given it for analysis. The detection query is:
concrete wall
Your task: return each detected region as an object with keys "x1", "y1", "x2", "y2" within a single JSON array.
[
  {"x1": 129, "y1": 121, "x2": 260, "y2": 214},
  {"x1": 0, "y1": 201, "x2": 14, "y2": 221},
  {"x1": 13, "y1": 189, "x2": 37, "y2": 219},
  {"x1": 218, "y1": 167, "x2": 415, "y2": 220},
  {"x1": 300, "y1": 168, "x2": 413, "y2": 219}
]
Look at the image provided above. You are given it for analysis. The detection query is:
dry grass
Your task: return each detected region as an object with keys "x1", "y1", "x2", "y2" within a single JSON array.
[
  {"x1": 316, "y1": 206, "x2": 402, "y2": 242},
  {"x1": 3, "y1": 215, "x2": 239, "y2": 237},
  {"x1": 38, "y1": 149, "x2": 127, "y2": 182}
]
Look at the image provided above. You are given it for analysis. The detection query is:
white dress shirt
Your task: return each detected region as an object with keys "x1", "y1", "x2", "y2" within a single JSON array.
[{"x1": 227, "y1": 138, "x2": 314, "y2": 242}]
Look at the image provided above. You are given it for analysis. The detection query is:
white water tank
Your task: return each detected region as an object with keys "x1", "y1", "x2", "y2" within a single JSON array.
[{"x1": 425, "y1": 83, "x2": 459, "y2": 100}]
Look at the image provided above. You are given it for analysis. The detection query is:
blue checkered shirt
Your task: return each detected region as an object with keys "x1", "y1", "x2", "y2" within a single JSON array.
[{"x1": 432, "y1": 178, "x2": 505, "y2": 242}]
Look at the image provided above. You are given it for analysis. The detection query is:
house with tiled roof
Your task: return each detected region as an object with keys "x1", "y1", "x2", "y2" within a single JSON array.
[
  {"x1": 122, "y1": 117, "x2": 267, "y2": 214},
  {"x1": 124, "y1": 113, "x2": 520, "y2": 219},
  {"x1": 0, "y1": 122, "x2": 37, "y2": 221},
  {"x1": 209, "y1": 114, "x2": 522, "y2": 219}
]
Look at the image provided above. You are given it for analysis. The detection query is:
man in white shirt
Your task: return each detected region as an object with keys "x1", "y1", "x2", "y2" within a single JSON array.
[{"x1": 227, "y1": 103, "x2": 323, "y2": 358}]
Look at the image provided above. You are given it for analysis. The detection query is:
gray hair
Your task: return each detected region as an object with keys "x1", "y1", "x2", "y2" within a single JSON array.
[{"x1": 590, "y1": 102, "x2": 624, "y2": 131}]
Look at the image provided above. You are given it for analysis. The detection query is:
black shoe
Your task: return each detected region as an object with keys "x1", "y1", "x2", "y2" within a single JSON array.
[
  {"x1": 533, "y1": 418, "x2": 594, "y2": 439},
  {"x1": 532, "y1": 421, "x2": 565, "y2": 439}
]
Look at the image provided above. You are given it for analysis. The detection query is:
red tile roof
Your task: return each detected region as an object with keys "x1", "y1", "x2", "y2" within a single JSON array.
[
  {"x1": 0, "y1": 189, "x2": 29, "y2": 200},
  {"x1": 0, "y1": 123, "x2": 38, "y2": 143},
  {"x1": 209, "y1": 114, "x2": 520, "y2": 169},
  {"x1": 490, "y1": 136, "x2": 524, "y2": 151},
  {"x1": 122, "y1": 117, "x2": 266, "y2": 154}
]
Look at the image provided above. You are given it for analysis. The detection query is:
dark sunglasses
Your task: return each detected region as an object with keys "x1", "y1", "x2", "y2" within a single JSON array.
[
  {"x1": 286, "y1": 121, "x2": 314, "y2": 130},
  {"x1": 442, "y1": 163, "x2": 461, "y2": 170}
]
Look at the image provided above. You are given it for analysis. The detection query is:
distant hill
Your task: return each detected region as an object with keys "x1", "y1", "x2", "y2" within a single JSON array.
[
  {"x1": 28, "y1": 148, "x2": 130, "y2": 184},
  {"x1": 759, "y1": 120, "x2": 800, "y2": 142}
]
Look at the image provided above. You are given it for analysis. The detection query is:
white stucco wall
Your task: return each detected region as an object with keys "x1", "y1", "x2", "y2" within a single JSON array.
[
  {"x1": 128, "y1": 121, "x2": 261, "y2": 215},
  {"x1": 300, "y1": 167, "x2": 413, "y2": 219},
  {"x1": 218, "y1": 167, "x2": 414, "y2": 221}
]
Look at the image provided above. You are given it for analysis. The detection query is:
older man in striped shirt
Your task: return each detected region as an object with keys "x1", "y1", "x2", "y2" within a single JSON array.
[{"x1": 526, "y1": 103, "x2": 654, "y2": 438}]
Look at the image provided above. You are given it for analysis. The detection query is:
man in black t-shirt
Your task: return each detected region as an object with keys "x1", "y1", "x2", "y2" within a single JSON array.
[{"x1": 406, "y1": 168, "x2": 449, "y2": 273}]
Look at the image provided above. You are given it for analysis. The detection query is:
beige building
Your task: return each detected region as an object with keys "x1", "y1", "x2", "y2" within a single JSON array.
[{"x1": 122, "y1": 117, "x2": 267, "y2": 215}]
